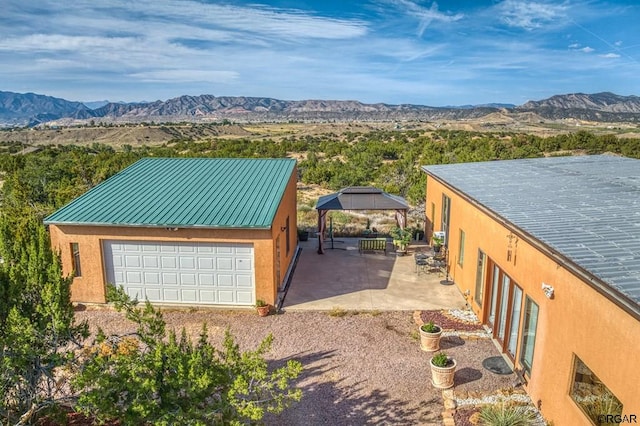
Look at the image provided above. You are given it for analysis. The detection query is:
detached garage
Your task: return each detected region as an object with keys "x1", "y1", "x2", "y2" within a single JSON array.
[{"x1": 44, "y1": 158, "x2": 298, "y2": 307}]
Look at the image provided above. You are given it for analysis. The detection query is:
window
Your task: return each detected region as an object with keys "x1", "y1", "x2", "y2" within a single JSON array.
[
  {"x1": 441, "y1": 195, "x2": 451, "y2": 246},
  {"x1": 285, "y1": 216, "x2": 290, "y2": 255},
  {"x1": 71, "y1": 243, "x2": 82, "y2": 277},
  {"x1": 519, "y1": 296, "x2": 539, "y2": 374},
  {"x1": 497, "y1": 274, "x2": 510, "y2": 341},
  {"x1": 458, "y1": 230, "x2": 466, "y2": 267},
  {"x1": 571, "y1": 356, "x2": 623, "y2": 424},
  {"x1": 430, "y1": 202, "x2": 435, "y2": 233},
  {"x1": 507, "y1": 285, "x2": 523, "y2": 357},
  {"x1": 474, "y1": 250, "x2": 486, "y2": 306},
  {"x1": 488, "y1": 265, "x2": 500, "y2": 327}
]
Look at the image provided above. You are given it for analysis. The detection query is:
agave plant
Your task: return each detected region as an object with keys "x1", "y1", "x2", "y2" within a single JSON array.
[{"x1": 479, "y1": 403, "x2": 538, "y2": 426}]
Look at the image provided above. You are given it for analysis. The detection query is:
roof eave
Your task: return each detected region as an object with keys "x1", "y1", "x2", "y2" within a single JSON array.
[
  {"x1": 424, "y1": 171, "x2": 640, "y2": 321},
  {"x1": 43, "y1": 221, "x2": 272, "y2": 230}
]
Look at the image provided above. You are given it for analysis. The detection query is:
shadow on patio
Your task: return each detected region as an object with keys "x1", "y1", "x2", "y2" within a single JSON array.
[{"x1": 282, "y1": 238, "x2": 467, "y2": 311}]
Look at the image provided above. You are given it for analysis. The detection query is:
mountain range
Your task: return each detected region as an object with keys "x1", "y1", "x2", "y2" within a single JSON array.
[{"x1": 1, "y1": 90, "x2": 640, "y2": 127}]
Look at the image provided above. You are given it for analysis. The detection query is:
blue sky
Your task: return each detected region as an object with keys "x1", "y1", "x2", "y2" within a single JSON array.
[{"x1": 2, "y1": 0, "x2": 639, "y2": 106}]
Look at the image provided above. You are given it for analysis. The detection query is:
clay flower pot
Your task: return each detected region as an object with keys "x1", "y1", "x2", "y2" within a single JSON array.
[
  {"x1": 255, "y1": 299, "x2": 270, "y2": 317},
  {"x1": 430, "y1": 353, "x2": 456, "y2": 389},
  {"x1": 419, "y1": 322, "x2": 443, "y2": 352}
]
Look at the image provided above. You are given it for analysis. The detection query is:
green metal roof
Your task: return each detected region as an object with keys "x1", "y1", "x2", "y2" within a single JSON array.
[{"x1": 44, "y1": 158, "x2": 296, "y2": 229}]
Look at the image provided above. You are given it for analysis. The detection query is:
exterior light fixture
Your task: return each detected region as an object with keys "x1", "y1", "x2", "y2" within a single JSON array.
[{"x1": 542, "y1": 283, "x2": 554, "y2": 299}]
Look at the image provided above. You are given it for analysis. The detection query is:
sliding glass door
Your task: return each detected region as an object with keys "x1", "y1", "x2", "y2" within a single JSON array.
[{"x1": 485, "y1": 261, "x2": 525, "y2": 362}]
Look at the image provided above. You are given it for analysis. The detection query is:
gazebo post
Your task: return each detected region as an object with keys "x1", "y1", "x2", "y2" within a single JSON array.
[{"x1": 317, "y1": 210, "x2": 327, "y2": 254}]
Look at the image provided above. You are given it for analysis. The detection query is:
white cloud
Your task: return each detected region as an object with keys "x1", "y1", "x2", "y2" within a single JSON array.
[
  {"x1": 580, "y1": 46, "x2": 595, "y2": 53},
  {"x1": 383, "y1": 0, "x2": 463, "y2": 37},
  {"x1": 496, "y1": 0, "x2": 568, "y2": 30},
  {"x1": 600, "y1": 53, "x2": 620, "y2": 58},
  {"x1": 128, "y1": 70, "x2": 239, "y2": 83}
]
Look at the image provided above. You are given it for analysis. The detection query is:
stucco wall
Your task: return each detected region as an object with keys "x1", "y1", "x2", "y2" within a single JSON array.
[
  {"x1": 48, "y1": 166, "x2": 298, "y2": 307},
  {"x1": 426, "y1": 174, "x2": 640, "y2": 425}
]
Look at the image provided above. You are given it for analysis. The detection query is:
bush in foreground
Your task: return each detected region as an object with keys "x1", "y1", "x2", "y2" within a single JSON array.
[{"x1": 74, "y1": 286, "x2": 302, "y2": 425}]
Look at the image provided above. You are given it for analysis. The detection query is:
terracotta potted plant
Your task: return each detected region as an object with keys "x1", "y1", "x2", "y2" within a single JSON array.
[
  {"x1": 391, "y1": 227, "x2": 412, "y2": 255},
  {"x1": 419, "y1": 321, "x2": 443, "y2": 352},
  {"x1": 255, "y1": 299, "x2": 270, "y2": 317},
  {"x1": 432, "y1": 233, "x2": 444, "y2": 253},
  {"x1": 430, "y1": 352, "x2": 456, "y2": 389}
]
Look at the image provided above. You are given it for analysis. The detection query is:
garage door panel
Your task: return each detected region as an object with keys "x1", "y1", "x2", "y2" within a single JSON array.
[
  {"x1": 162, "y1": 272, "x2": 178, "y2": 285},
  {"x1": 179, "y1": 257, "x2": 196, "y2": 269},
  {"x1": 218, "y1": 274, "x2": 233, "y2": 287},
  {"x1": 104, "y1": 240, "x2": 254, "y2": 305},
  {"x1": 126, "y1": 271, "x2": 142, "y2": 283},
  {"x1": 146, "y1": 288, "x2": 162, "y2": 301},
  {"x1": 125, "y1": 255, "x2": 140, "y2": 268},
  {"x1": 144, "y1": 272, "x2": 160, "y2": 284},
  {"x1": 181, "y1": 273, "x2": 196, "y2": 285},
  {"x1": 198, "y1": 245, "x2": 214, "y2": 254},
  {"x1": 143, "y1": 256, "x2": 159, "y2": 268},
  {"x1": 236, "y1": 275, "x2": 253, "y2": 288},
  {"x1": 217, "y1": 258, "x2": 233, "y2": 270},
  {"x1": 198, "y1": 258, "x2": 214, "y2": 269},
  {"x1": 161, "y1": 257, "x2": 177, "y2": 269},
  {"x1": 199, "y1": 273, "x2": 214, "y2": 286},
  {"x1": 217, "y1": 246, "x2": 233, "y2": 254},
  {"x1": 218, "y1": 290, "x2": 235, "y2": 303},
  {"x1": 236, "y1": 258, "x2": 251, "y2": 271},
  {"x1": 235, "y1": 246, "x2": 252, "y2": 255},
  {"x1": 126, "y1": 287, "x2": 143, "y2": 301},
  {"x1": 236, "y1": 291, "x2": 253, "y2": 304},
  {"x1": 163, "y1": 288, "x2": 179, "y2": 301},
  {"x1": 112, "y1": 255, "x2": 123, "y2": 268},
  {"x1": 199, "y1": 290, "x2": 216, "y2": 303}
]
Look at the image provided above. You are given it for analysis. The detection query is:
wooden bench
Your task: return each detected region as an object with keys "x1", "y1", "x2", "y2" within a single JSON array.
[{"x1": 359, "y1": 238, "x2": 387, "y2": 255}]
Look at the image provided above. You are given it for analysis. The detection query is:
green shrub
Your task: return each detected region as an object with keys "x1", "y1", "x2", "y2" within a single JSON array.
[
  {"x1": 74, "y1": 286, "x2": 302, "y2": 425},
  {"x1": 431, "y1": 352, "x2": 450, "y2": 367},
  {"x1": 479, "y1": 403, "x2": 538, "y2": 426},
  {"x1": 421, "y1": 321, "x2": 440, "y2": 333}
]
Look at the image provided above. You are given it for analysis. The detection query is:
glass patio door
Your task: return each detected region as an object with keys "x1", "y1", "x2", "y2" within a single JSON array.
[
  {"x1": 487, "y1": 265, "x2": 500, "y2": 328},
  {"x1": 485, "y1": 261, "x2": 524, "y2": 361}
]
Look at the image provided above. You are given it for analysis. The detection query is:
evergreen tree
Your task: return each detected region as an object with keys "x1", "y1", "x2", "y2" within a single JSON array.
[{"x1": 0, "y1": 210, "x2": 89, "y2": 424}]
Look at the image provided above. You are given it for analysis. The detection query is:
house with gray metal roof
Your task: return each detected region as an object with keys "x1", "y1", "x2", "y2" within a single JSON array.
[
  {"x1": 422, "y1": 154, "x2": 640, "y2": 425},
  {"x1": 45, "y1": 157, "x2": 299, "y2": 308}
]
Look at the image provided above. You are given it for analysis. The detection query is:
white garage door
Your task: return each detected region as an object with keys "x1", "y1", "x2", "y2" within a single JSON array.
[{"x1": 103, "y1": 240, "x2": 255, "y2": 305}]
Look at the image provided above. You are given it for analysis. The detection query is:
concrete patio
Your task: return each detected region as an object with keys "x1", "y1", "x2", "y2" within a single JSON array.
[{"x1": 282, "y1": 238, "x2": 468, "y2": 311}]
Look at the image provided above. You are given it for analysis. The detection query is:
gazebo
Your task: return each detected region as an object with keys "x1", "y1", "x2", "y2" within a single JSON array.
[{"x1": 315, "y1": 186, "x2": 409, "y2": 254}]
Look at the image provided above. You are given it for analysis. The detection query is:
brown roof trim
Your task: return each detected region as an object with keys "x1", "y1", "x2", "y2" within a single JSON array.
[{"x1": 425, "y1": 171, "x2": 640, "y2": 321}]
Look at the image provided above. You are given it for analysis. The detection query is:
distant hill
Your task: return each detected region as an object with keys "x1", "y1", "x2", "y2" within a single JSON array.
[
  {"x1": 515, "y1": 92, "x2": 640, "y2": 122},
  {"x1": 1, "y1": 90, "x2": 639, "y2": 127},
  {"x1": 0, "y1": 91, "x2": 94, "y2": 126}
]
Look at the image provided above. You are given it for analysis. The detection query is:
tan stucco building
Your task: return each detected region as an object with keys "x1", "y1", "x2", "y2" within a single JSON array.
[
  {"x1": 45, "y1": 158, "x2": 298, "y2": 308},
  {"x1": 423, "y1": 155, "x2": 640, "y2": 425}
]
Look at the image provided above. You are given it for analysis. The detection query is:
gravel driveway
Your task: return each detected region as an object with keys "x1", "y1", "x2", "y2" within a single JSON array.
[{"x1": 76, "y1": 308, "x2": 517, "y2": 425}]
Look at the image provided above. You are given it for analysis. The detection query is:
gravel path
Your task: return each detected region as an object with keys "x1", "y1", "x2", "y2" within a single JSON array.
[{"x1": 76, "y1": 308, "x2": 518, "y2": 425}]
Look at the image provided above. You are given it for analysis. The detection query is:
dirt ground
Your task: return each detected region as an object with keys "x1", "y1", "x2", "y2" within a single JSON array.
[{"x1": 74, "y1": 308, "x2": 519, "y2": 425}]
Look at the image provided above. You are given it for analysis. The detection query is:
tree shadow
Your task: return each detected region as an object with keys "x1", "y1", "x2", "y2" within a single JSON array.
[
  {"x1": 440, "y1": 335, "x2": 465, "y2": 349},
  {"x1": 454, "y1": 367, "x2": 483, "y2": 386},
  {"x1": 266, "y1": 350, "x2": 442, "y2": 425}
]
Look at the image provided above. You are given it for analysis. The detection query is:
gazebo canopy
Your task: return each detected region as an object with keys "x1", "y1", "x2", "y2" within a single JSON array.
[
  {"x1": 315, "y1": 186, "x2": 409, "y2": 254},
  {"x1": 316, "y1": 186, "x2": 409, "y2": 211}
]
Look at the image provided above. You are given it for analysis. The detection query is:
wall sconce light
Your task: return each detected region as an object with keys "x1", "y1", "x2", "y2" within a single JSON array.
[
  {"x1": 165, "y1": 227, "x2": 179, "y2": 231},
  {"x1": 280, "y1": 226, "x2": 287, "y2": 232},
  {"x1": 542, "y1": 283, "x2": 554, "y2": 299}
]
